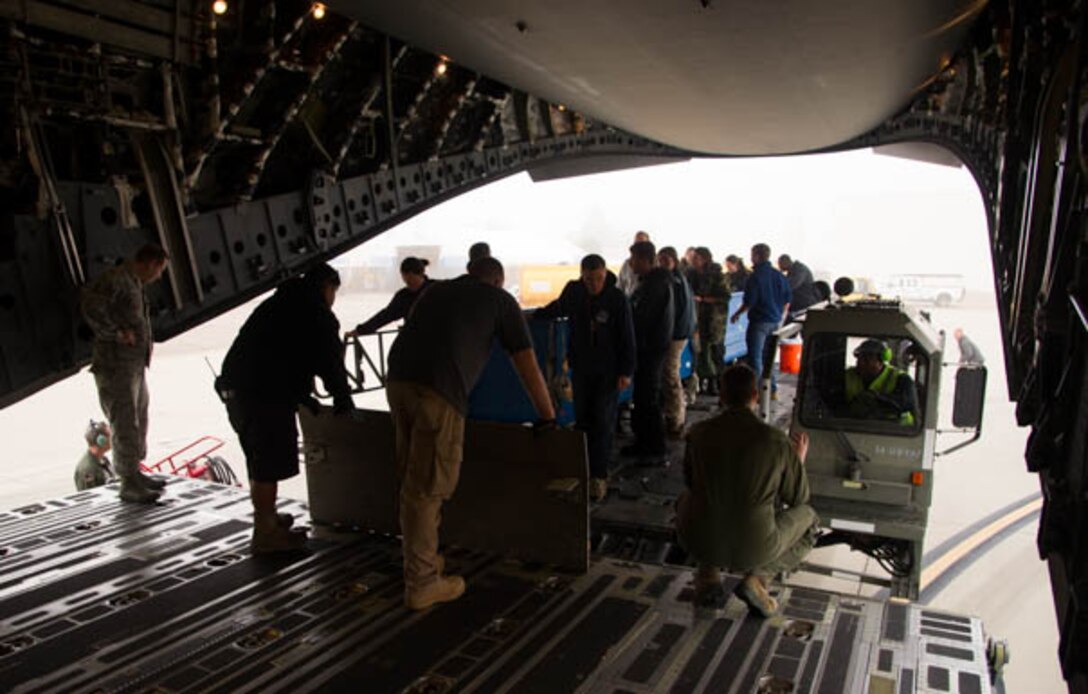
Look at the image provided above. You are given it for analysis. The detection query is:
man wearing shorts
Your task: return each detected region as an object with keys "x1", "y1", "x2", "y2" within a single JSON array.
[{"x1": 218, "y1": 263, "x2": 354, "y2": 553}]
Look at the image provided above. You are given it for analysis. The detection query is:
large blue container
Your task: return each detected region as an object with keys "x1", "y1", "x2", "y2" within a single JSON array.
[
  {"x1": 468, "y1": 316, "x2": 576, "y2": 425},
  {"x1": 470, "y1": 294, "x2": 749, "y2": 422}
]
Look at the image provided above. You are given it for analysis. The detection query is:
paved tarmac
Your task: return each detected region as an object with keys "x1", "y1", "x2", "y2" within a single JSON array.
[{"x1": 0, "y1": 288, "x2": 1065, "y2": 693}]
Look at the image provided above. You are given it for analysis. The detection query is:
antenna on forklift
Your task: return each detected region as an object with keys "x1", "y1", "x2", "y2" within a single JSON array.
[{"x1": 204, "y1": 357, "x2": 219, "y2": 380}]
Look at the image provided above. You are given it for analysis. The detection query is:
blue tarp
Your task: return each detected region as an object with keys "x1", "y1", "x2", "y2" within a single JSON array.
[
  {"x1": 469, "y1": 293, "x2": 749, "y2": 423},
  {"x1": 468, "y1": 317, "x2": 576, "y2": 425}
]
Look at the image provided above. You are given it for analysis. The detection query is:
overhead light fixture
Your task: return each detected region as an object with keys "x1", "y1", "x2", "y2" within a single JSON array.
[
  {"x1": 212, "y1": 0, "x2": 228, "y2": 15},
  {"x1": 312, "y1": 3, "x2": 326, "y2": 20},
  {"x1": 435, "y1": 60, "x2": 448, "y2": 77},
  {"x1": 557, "y1": 104, "x2": 566, "y2": 112}
]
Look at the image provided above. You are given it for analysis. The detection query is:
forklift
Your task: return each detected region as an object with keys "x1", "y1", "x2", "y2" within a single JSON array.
[{"x1": 787, "y1": 279, "x2": 987, "y2": 599}]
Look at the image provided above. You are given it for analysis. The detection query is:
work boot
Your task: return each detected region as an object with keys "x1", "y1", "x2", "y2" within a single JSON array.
[
  {"x1": 251, "y1": 524, "x2": 308, "y2": 554},
  {"x1": 693, "y1": 567, "x2": 726, "y2": 608},
  {"x1": 733, "y1": 574, "x2": 778, "y2": 618},
  {"x1": 694, "y1": 581, "x2": 727, "y2": 609},
  {"x1": 137, "y1": 471, "x2": 167, "y2": 490},
  {"x1": 118, "y1": 478, "x2": 161, "y2": 504},
  {"x1": 405, "y1": 575, "x2": 466, "y2": 611},
  {"x1": 589, "y1": 478, "x2": 609, "y2": 502}
]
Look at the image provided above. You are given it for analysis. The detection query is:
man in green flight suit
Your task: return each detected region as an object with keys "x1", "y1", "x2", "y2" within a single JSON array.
[
  {"x1": 677, "y1": 364, "x2": 818, "y2": 617},
  {"x1": 74, "y1": 420, "x2": 116, "y2": 490},
  {"x1": 690, "y1": 247, "x2": 730, "y2": 395},
  {"x1": 844, "y1": 339, "x2": 918, "y2": 426},
  {"x1": 81, "y1": 243, "x2": 169, "y2": 503}
]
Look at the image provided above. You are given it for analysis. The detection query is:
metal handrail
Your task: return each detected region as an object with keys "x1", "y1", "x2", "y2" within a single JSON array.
[
  {"x1": 348, "y1": 333, "x2": 388, "y2": 393},
  {"x1": 322, "y1": 328, "x2": 400, "y2": 396}
]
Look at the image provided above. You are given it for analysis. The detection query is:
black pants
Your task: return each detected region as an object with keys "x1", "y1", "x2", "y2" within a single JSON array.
[
  {"x1": 633, "y1": 350, "x2": 667, "y2": 455},
  {"x1": 573, "y1": 372, "x2": 620, "y2": 479}
]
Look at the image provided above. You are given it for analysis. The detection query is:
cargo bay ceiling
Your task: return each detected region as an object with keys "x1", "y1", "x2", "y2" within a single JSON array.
[{"x1": 0, "y1": 0, "x2": 1007, "y2": 409}]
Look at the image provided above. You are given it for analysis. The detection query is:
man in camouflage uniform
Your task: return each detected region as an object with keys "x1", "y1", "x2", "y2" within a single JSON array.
[
  {"x1": 81, "y1": 244, "x2": 169, "y2": 503},
  {"x1": 690, "y1": 247, "x2": 730, "y2": 395},
  {"x1": 677, "y1": 364, "x2": 818, "y2": 617},
  {"x1": 74, "y1": 420, "x2": 116, "y2": 490}
]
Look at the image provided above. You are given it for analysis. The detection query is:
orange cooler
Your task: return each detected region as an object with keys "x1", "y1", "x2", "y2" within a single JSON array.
[{"x1": 780, "y1": 340, "x2": 802, "y2": 374}]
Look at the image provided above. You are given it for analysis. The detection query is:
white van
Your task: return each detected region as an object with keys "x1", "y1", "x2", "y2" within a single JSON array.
[{"x1": 877, "y1": 274, "x2": 966, "y2": 306}]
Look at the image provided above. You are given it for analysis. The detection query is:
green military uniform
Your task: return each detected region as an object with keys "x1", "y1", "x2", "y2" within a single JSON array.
[
  {"x1": 74, "y1": 451, "x2": 115, "y2": 490},
  {"x1": 81, "y1": 265, "x2": 154, "y2": 484},
  {"x1": 677, "y1": 407, "x2": 817, "y2": 577},
  {"x1": 692, "y1": 263, "x2": 730, "y2": 384}
]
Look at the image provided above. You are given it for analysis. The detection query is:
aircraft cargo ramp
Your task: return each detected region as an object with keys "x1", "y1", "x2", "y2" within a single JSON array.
[{"x1": 0, "y1": 480, "x2": 992, "y2": 693}]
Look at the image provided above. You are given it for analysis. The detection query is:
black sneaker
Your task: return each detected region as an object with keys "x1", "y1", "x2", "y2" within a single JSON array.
[
  {"x1": 137, "y1": 472, "x2": 167, "y2": 490},
  {"x1": 694, "y1": 582, "x2": 728, "y2": 609}
]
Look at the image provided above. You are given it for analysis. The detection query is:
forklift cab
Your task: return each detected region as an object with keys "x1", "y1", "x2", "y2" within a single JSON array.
[{"x1": 792, "y1": 300, "x2": 949, "y2": 599}]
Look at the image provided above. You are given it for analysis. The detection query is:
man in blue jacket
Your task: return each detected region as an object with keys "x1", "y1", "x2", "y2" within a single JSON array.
[
  {"x1": 731, "y1": 243, "x2": 791, "y2": 397},
  {"x1": 537, "y1": 254, "x2": 636, "y2": 500}
]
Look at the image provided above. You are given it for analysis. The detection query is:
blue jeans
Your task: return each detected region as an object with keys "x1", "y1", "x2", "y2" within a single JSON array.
[{"x1": 746, "y1": 321, "x2": 779, "y2": 391}]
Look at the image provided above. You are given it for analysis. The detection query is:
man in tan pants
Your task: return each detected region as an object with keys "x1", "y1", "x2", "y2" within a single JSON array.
[
  {"x1": 386, "y1": 257, "x2": 555, "y2": 610},
  {"x1": 657, "y1": 247, "x2": 696, "y2": 437}
]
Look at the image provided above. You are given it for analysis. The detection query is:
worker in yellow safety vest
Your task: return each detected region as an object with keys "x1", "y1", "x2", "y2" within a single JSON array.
[{"x1": 844, "y1": 339, "x2": 918, "y2": 426}]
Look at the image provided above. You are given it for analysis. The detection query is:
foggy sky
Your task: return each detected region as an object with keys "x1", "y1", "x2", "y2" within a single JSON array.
[{"x1": 339, "y1": 148, "x2": 992, "y2": 290}]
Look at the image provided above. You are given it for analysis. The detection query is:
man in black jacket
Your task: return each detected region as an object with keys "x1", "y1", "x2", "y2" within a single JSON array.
[
  {"x1": 624, "y1": 240, "x2": 674, "y2": 461},
  {"x1": 537, "y1": 254, "x2": 636, "y2": 500},
  {"x1": 778, "y1": 254, "x2": 818, "y2": 320},
  {"x1": 218, "y1": 263, "x2": 355, "y2": 554}
]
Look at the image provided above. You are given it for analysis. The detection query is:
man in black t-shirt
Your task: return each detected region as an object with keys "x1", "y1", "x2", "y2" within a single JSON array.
[{"x1": 387, "y1": 257, "x2": 556, "y2": 610}]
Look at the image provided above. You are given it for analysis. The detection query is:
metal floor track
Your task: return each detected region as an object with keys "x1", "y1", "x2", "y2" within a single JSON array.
[{"x1": 0, "y1": 480, "x2": 990, "y2": 693}]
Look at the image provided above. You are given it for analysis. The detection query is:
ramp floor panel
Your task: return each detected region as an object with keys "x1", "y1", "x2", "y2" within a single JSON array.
[{"x1": 0, "y1": 480, "x2": 989, "y2": 693}]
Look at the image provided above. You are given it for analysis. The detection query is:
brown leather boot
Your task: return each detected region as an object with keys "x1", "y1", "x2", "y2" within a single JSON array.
[
  {"x1": 405, "y1": 575, "x2": 466, "y2": 611},
  {"x1": 251, "y1": 524, "x2": 307, "y2": 554},
  {"x1": 734, "y1": 574, "x2": 778, "y2": 618}
]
